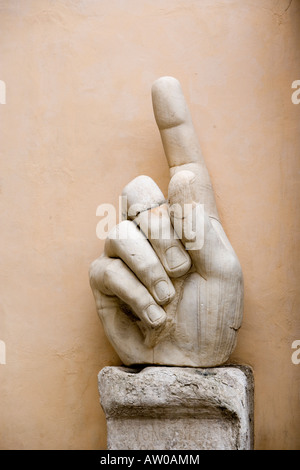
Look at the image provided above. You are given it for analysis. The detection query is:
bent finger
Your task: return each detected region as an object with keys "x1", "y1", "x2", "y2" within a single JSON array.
[
  {"x1": 123, "y1": 175, "x2": 191, "y2": 278},
  {"x1": 89, "y1": 255, "x2": 166, "y2": 329},
  {"x1": 136, "y1": 203, "x2": 191, "y2": 278},
  {"x1": 104, "y1": 220, "x2": 175, "y2": 306}
]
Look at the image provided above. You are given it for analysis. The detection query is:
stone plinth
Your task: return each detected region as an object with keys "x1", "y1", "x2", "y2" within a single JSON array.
[{"x1": 98, "y1": 365, "x2": 254, "y2": 450}]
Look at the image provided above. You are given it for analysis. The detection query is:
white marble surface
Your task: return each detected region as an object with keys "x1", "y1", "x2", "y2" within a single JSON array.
[
  {"x1": 98, "y1": 365, "x2": 254, "y2": 450},
  {"x1": 90, "y1": 77, "x2": 243, "y2": 367}
]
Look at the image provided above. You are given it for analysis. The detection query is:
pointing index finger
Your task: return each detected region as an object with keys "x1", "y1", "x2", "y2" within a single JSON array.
[
  {"x1": 151, "y1": 76, "x2": 219, "y2": 220},
  {"x1": 151, "y1": 76, "x2": 202, "y2": 168}
]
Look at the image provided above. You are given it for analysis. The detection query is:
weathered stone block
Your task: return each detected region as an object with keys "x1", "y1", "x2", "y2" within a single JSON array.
[{"x1": 98, "y1": 365, "x2": 254, "y2": 450}]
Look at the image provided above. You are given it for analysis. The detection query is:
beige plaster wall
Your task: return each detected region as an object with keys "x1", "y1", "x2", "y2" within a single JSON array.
[{"x1": 0, "y1": 0, "x2": 299, "y2": 450}]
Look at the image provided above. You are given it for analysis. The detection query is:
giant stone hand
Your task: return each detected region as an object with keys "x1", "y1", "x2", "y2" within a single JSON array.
[{"x1": 89, "y1": 77, "x2": 243, "y2": 367}]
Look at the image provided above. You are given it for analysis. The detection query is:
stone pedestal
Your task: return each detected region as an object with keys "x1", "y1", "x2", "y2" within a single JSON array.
[{"x1": 98, "y1": 365, "x2": 254, "y2": 450}]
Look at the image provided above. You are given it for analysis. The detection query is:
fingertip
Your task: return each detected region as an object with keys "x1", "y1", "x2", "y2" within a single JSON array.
[
  {"x1": 151, "y1": 76, "x2": 188, "y2": 130},
  {"x1": 164, "y1": 245, "x2": 192, "y2": 278},
  {"x1": 151, "y1": 76, "x2": 181, "y2": 95},
  {"x1": 153, "y1": 279, "x2": 175, "y2": 305},
  {"x1": 143, "y1": 304, "x2": 167, "y2": 328}
]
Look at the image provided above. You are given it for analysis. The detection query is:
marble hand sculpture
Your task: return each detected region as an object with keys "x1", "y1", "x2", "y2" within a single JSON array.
[{"x1": 89, "y1": 77, "x2": 243, "y2": 367}]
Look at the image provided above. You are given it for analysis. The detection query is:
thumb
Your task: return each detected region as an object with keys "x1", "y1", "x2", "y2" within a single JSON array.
[{"x1": 168, "y1": 170, "x2": 218, "y2": 277}]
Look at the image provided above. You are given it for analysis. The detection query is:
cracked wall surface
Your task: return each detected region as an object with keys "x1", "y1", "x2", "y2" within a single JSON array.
[{"x1": 99, "y1": 366, "x2": 254, "y2": 450}]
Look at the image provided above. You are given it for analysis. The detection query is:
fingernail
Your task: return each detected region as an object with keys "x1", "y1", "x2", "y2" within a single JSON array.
[
  {"x1": 154, "y1": 280, "x2": 173, "y2": 303},
  {"x1": 145, "y1": 305, "x2": 166, "y2": 326},
  {"x1": 165, "y1": 246, "x2": 189, "y2": 270}
]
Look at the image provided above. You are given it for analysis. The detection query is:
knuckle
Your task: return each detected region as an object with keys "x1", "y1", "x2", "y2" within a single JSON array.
[
  {"x1": 107, "y1": 220, "x2": 132, "y2": 240},
  {"x1": 105, "y1": 258, "x2": 124, "y2": 275},
  {"x1": 105, "y1": 220, "x2": 137, "y2": 253},
  {"x1": 89, "y1": 256, "x2": 112, "y2": 294},
  {"x1": 89, "y1": 259, "x2": 101, "y2": 284},
  {"x1": 103, "y1": 259, "x2": 124, "y2": 291}
]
